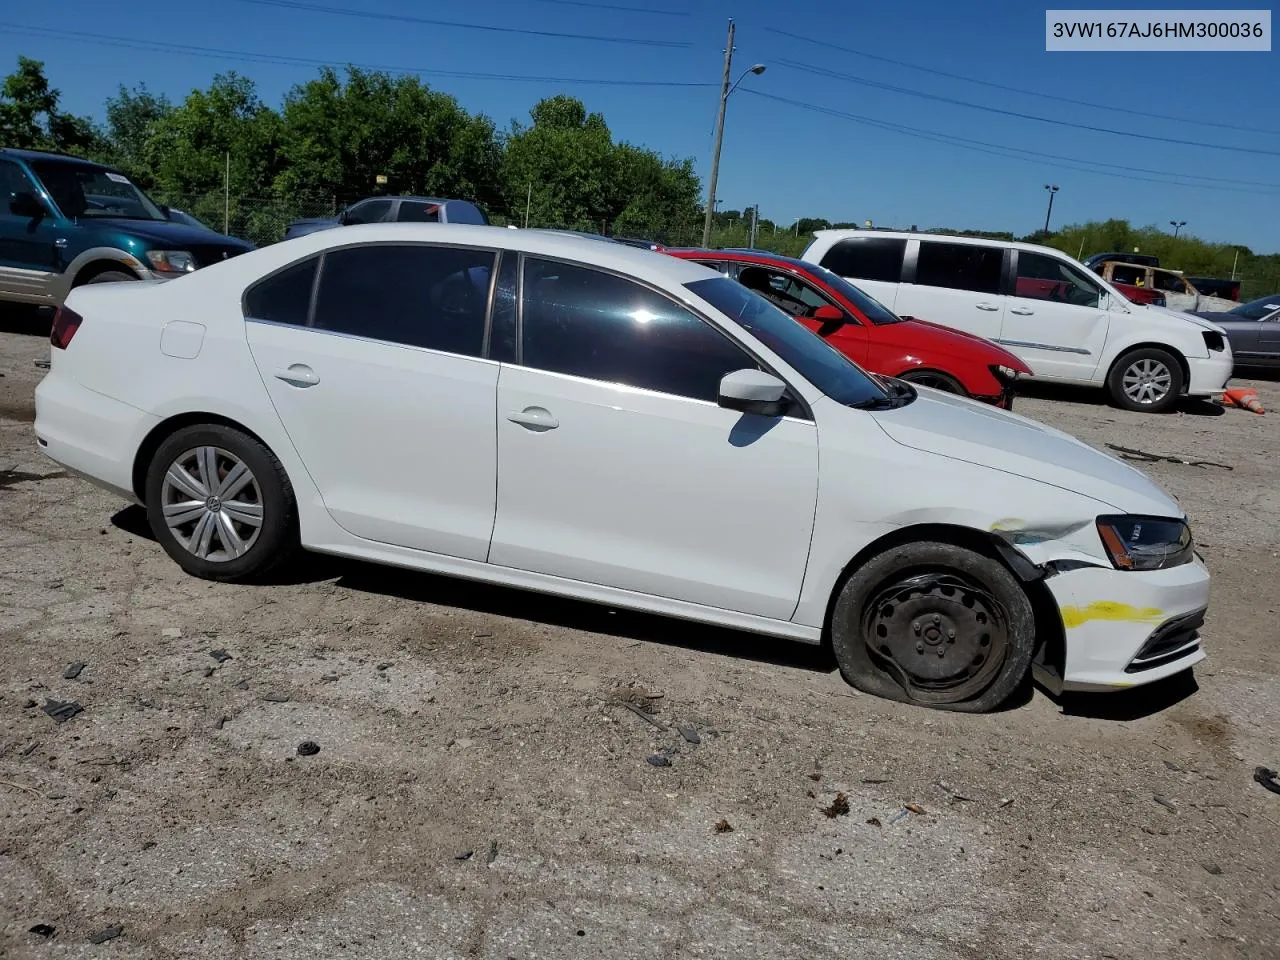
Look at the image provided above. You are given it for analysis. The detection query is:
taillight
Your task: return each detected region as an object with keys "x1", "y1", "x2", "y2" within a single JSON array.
[{"x1": 50, "y1": 305, "x2": 83, "y2": 350}]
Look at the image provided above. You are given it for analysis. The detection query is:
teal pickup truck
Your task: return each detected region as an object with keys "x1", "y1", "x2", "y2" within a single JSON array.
[{"x1": 0, "y1": 148, "x2": 253, "y2": 307}]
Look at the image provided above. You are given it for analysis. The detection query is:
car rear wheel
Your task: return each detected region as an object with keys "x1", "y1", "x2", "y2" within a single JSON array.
[
  {"x1": 144, "y1": 424, "x2": 298, "y2": 582},
  {"x1": 898, "y1": 370, "x2": 966, "y2": 395},
  {"x1": 1107, "y1": 347, "x2": 1184, "y2": 413},
  {"x1": 830, "y1": 541, "x2": 1035, "y2": 712}
]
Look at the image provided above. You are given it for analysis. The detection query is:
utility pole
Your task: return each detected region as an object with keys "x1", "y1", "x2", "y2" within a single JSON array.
[
  {"x1": 703, "y1": 19, "x2": 736, "y2": 248},
  {"x1": 1042, "y1": 184, "x2": 1059, "y2": 234},
  {"x1": 748, "y1": 204, "x2": 758, "y2": 248},
  {"x1": 524, "y1": 182, "x2": 532, "y2": 228},
  {"x1": 223, "y1": 151, "x2": 231, "y2": 234}
]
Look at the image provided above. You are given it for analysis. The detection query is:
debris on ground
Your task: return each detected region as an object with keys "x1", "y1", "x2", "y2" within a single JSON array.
[
  {"x1": 161, "y1": 627, "x2": 182, "y2": 639},
  {"x1": 62, "y1": 662, "x2": 86, "y2": 680},
  {"x1": 455, "y1": 850, "x2": 473, "y2": 860},
  {"x1": 88, "y1": 926, "x2": 122, "y2": 944},
  {"x1": 904, "y1": 803, "x2": 926, "y2": 815},
  {"x1": 822, "y1": 792, "x2": 850, "y2": 818},
  {"x1": 486, "y1": 840, "x2": 499, "y2": 864},
  {"x1": 1254, "y1": 767, "x2": 1280, "y2": 796},
  {"x1": 889, "y1": 808, "x2": 910, "y2": 825},
  {"x1": 28, "y1": 924, "x2": 55, "y2": 938},
  {"x1": 997, "y1": 797, "x2": 1014, "y2": 808},
  {"x1": 1203, "y1": 862, "x2": 1224, "y2": 876},
  {"x1": 263, "y1": 692, "x2": 290, "y2": 703},
  {"x1": 676, "y1": 722, "x2": 701, "y2": 744},
  {"x1": 713, "y1": 819, "x2": 734, "y2": 833},
  {"x1": 861, "y1": 777, "x2": 891, "y2": 784},
  {"x1": 1153, "y1": 794, "x2": 1178, "y2": 812},
  {"x1": 618, "y1": 700, "x2": 667, "y2": 731},
  {"x1": 937, "y1": 780, "x2": 976, "y2": 801},
  {"x1": 646, "y1": 754, "x2": 671, "y2": 767},
  {"x1": 209, "y1": 649, "x2": 232, "y2": 663},
  {"x1": 866, "y1": 817, "x2": 882, "y2": 828},
  {"x1": 1105, "y1": 443, "x2": 1233, "y2": 470},
  {"x1": 42, "y1": 699, "x2": 82, "y2": 724},
  {"x1": 296, "y1": 741, "x2": 320, "y2": 757}
]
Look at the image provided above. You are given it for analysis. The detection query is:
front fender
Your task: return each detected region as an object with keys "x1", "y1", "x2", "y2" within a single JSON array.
[{"x1": 56, "y1": 246, "x2": 156, "y2": 301}]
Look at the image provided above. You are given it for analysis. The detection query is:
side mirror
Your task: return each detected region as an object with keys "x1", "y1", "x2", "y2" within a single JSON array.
[
  {"x1": 9, "y1": 191, "x2": 44, "y2": 219},
  {"x1": 813, "y1": 304, "x2": 844, "y2": 322},
  {"x1": 338, "y1": 209, "x2": 351, "y2": 225},
  {"x1": 718, "y1": 369, "x2": 789, "y2": 418},
  {"x1": 159, "y1": 203, "x2": 172, "y2": 218}
]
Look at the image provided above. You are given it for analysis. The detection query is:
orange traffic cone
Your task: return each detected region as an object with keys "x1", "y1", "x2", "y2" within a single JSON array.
[{"x1": 1223, "y1": 387, "x2": 1265, "y2": 414}]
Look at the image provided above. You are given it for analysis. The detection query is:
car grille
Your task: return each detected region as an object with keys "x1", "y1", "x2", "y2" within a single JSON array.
[
  {"x1": 1124, "y1": 608, "x2": 1205, "y2": 673},
  {"x1": 187, "y1": 244, "x2": 250, "y2": 268}
]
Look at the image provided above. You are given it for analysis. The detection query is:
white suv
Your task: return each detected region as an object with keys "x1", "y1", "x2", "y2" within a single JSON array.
[{"x1": 801, "y1": 231, "x2": 1233, "y2": 412}]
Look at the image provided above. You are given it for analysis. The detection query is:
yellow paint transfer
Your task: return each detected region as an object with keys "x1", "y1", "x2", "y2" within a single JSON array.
[{"x1": 1060, "y1": 601, "x2": 1165, "y2": 629}]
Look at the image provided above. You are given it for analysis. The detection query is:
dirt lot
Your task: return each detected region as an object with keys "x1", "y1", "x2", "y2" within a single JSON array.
[{"x1": 1, "y1": 316, "x2": 1278, "y2": 960}]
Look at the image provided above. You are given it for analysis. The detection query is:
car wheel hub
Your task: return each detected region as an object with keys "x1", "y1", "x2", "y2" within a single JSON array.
[
  {"x1": 863, "y1": 573, "x2": 1009, "y2": 704},
  {"x1": 1122, "y1": 359, "x2": 1172, "y2": 405},
  {"x1": 160, "y1": 446, "x2": 264, "y2": 562}
]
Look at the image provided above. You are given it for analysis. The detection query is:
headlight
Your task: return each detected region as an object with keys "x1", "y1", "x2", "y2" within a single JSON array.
[
  {"x1": 145, "y1": 250, "x2": 197, "y2": 274},
  {"x1": 1096, "y1": 515, "x2": 1194, "y2": 571},
  {"x1": 991, "y1": 364, "x2": 1023, "y2": 382}
]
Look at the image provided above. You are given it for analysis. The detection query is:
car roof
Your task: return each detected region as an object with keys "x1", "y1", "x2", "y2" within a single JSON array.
[
  {"x1": 670, "y1": 248, "x2": 818, "y2": 272},
  {"x1": 1, "y1": 147, "x2": 110, "y2": 169},
  {"x1": 190, "y1": 222, "x2": 718, "y2": 290},
  {"x1": 810, "y1": 229, "x2": 1081, "y2": 260}
]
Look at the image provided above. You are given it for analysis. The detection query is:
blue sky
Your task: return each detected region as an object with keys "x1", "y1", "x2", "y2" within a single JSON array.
[{"x1": 2, "y1": 0, "x2": 1277, "y2": 251}]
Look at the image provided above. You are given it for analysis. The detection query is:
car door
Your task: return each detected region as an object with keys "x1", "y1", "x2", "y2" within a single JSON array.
[
  {"x1": 1001, "y1": 250, "x2": 1109, "y2": 381},
  {"x1": 0, "y1": 158, "x2": 63, "y2": 302},
  {"x1": 809, "y1": 235, "x2": 906, "y2": 308},
  {"x1": 488, "y1": 255, "x2": 819, "y2": 620},
  {"x1": 894, "y1": 239, "x2": 1006, "y2": 339},
  {"x1": 244, "y1": 242, "x2": 501, "y2": 560},
  {"x1": 1257, "y1": 304, "x2": 1280, "y2": 361}
]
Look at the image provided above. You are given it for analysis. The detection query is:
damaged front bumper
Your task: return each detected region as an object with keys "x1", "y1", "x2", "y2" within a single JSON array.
[{"x1": 1035, "y1": 556, "x2": 1210, "y2": 692}]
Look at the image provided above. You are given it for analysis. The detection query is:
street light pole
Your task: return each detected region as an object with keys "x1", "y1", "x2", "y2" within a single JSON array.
[
  {"x1": 701, "y1": 20, "x2": 765, "y2": 248},
  {"x1": 1169, "y1": 220, "x2": 1186, "y2": 237},
  {"x1": 1042, "y1": 184, "x2": 1059, "y2": 234}
]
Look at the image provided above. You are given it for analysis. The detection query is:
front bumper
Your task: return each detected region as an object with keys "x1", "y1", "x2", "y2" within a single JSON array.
[
  {"x1": 1041, "y1": 556, "x2": 1210, "y2": 691},
  {"x1": 1186, "y1": 351, "x2": 1233, "y2": 396}
]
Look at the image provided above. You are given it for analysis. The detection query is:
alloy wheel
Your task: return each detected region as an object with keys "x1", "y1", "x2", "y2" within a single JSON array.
[
  {"x1": 1121, "y1": 358, "x2": 1173, "y2": 406},
  {"x1": 159, "y1": 446, "x2": 264, "y2": 562}
]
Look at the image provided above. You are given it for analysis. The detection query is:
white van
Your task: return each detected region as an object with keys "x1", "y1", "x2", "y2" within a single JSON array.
[{"x1": 801, "y1": 231, "x2": 1233, "y2": 412}]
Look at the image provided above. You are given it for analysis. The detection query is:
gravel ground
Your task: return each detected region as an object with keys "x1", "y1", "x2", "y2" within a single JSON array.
[{"x1": 1, "y1": 315, "x2": 1278, "y2": 960}]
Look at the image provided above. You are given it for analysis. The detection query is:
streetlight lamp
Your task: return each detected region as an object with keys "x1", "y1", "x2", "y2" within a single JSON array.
[
  {"x1": 1042, "y1": 184, "x2": 1060, "y2": 234},
  {"x1": 702, "y1": 20, "x2": 765, "y2": 247},
  {"x1": 1170, "y1": 220, "x2": 1186, "y2": 237}
]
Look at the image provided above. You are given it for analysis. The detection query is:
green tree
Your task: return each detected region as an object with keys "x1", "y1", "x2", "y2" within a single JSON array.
[
  {"x1": 102, "y1": 84, "x2": 172, "y2": 185},
  {"x1": 0, "y1": 56, "x2": 101, "y2": 154}
]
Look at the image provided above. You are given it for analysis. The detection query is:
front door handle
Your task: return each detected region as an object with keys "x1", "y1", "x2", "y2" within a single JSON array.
[
  {"x1": 1009, "y1": 307, "x2": 1035, "y2": 316},
  {"x1": 507, "y1": 406, "x2": 558, "y2": 431},
  {"x1": 976, "y1": 302, "x2": 1001, "y2": 312},
  {"x1": 274, "y1": 364, "x2": 319, "y2": 387}
]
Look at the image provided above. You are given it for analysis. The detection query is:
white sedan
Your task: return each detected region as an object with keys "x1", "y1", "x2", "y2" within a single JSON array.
[{"x1": 34, "y1": 224, "x2": 1209, "y2": 711}]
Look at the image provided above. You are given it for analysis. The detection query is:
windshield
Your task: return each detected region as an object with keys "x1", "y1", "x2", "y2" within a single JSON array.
[
  {"x1": 685, "y1": 277, "x2": 893, "y2": 407},
  {"x1": 1230, "y1": 294, "x2": 1280, "y2": 320},
  {"x1": 30, "y1": 160, "x2": 167, "y2": 222},
  {"x1": 803, "y1": 261, "x2": 903, "y2": 325}
]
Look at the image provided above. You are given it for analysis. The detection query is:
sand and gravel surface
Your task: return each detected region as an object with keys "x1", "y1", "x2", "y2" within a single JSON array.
[{"x1": 1, "y1": 314, "x2": 1277, "y2": 960}]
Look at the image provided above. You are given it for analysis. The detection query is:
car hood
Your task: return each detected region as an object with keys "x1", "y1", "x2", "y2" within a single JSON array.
[
  {"x1": 868, "y1": 388, "x2": 1181, "y2": 516},
  {"x1": 1139, "y1": 302, "x2": 1227, "y2": 334},
  {"x1": 881, "y1": 317, "x2": 1027, "y2": 368},
  {"x1": 90, "y1": 217, "x2": 252, "y2": 250}
]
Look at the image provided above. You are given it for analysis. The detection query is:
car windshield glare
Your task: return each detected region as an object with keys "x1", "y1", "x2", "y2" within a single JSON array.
[
  {"x1": 30, "y1": 160, "x2": 168, "y2": 222},
  {"x1": 1231, "y1": 295, "x2": 1280, "y2": 320},
  {"x1": 684, "y1": 277, "x2": 890, "y2": 407},
  {"x1": 804, "y1": 262, "x2": 904, "y2": 324}
]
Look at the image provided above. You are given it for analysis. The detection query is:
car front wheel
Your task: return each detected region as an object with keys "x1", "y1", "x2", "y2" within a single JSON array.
[
  {"x1": 830, "y1": 541, "x2": 1035, "y2": 712},
  {"x1": 144, "y1": 423, "x2": 298, "y2": 582},
  {"x1": 1107, "y1": 347, "x2": 1184, "y2": 413}
]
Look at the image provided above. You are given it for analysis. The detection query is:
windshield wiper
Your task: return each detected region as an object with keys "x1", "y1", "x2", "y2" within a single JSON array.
[{"x1": 849, "y1": 377, "x2": 916, "y2": 410}]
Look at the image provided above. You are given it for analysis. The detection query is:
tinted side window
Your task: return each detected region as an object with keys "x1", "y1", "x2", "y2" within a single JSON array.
[
  {"x1": 521, "y1": 257, "x2": 756, "y2": 402},
  {"x1": 0, "y1": 159, "x2": 37, "y2": 205},
  {"x1": 396, "y1": 201, "x2": 441, "y2": 223},
  {"x1": 818, "y1": 237, "x2": 906, "y2": 283},
  {"x1": 1153, "y1": 271, "x2": 1187, "y2": 294},
  {"x1": 313, "y1": 244, "x2": 494, "y2": 356},
  {"x1": 1014, "y1": 252, "x2": 1100, "y2": 308},
  {"x1": 915, "y1": 242, "x2": 1002, "y2": 295},
  {"x1": 344, "y1": 199, "x2": 392, "y2": 225},
  {"x1": 244, "y1": 257, "x2": 318, "y2": 326}
]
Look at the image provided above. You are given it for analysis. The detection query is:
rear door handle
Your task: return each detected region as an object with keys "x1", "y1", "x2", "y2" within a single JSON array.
[
  {"x1": 274, "y1": 364, "x2": 319, "y2": 387},
  {"x1": 1009, "y1": 307, "x2": 1035, "y2": 316},
  {"x1": 507, "y1": 406, "x2": 558, "y2": 431},
  {"x1": 976, "y1": 302, "x2": 1001, "y2": 311}
]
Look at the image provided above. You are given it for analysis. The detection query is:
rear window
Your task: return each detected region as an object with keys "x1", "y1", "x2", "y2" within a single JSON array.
[
  {"x1": 243, "y1": 257, "x2": 318, "y2": 326},
  {"x1": 396, "y1": 202, "x2": 441, "y2": 223},
  {"x1": 915, "y1": 241, "x2": 1002, "y2": 295},
  {"x1": 817, "y1": 237, "x2": 905, "y2": 283}
]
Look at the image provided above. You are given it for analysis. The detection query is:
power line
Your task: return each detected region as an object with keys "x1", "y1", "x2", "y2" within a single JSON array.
[
  {"x1": 2, "y1": 24, "x2": 714, "y2": 88},
  {"x1": 230, "y1": 0, "x2": 692, "y2": 47},
  {"x1": 774, "y1": 59, "x2": 1280, "y2": 158},
  {"x1": 765, "y1": 26, "x2": 1280, "y2": 138},
  {"x1": 530, "y1": 0, "x2": 687, "y2": 15},
  {"x1": 741, "y1": 90, "x2": 1280, "y2": 195}
]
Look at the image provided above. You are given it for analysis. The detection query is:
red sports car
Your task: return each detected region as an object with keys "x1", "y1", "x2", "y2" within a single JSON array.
[{"x1": 667, "y1": 249, "x2": 1032, "y2": 408}]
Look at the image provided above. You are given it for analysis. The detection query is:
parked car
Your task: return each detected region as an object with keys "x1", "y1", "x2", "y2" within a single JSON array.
[
  {"x1": 1186, "y1": 276, "x2": 1242, "y2": 302},
  {"x1": 166, "y1": 207, "x2": 217, "y2": 232},
  {"x1": 283, "y1": 196, "x2": 488, "y2": 240},
  {"x1": 665, "y1": 248, "x2": 1030, "y2": 408},
  {"x1": 1191, "y1": 293, "x2": 1280, "y2": 367},
  {"x1": 1091, "y1": 261, "x2": 1236, "y2": 313},
  {"x1": 801, "y1": 230, "x2": 1232, "y2": 413},
  {"x1": 1083, "y1": 252, "x2": 1160, "y2": 270},
  {"x1": 35, "y1": 223, "x2": 1209, "y2": 712},
  {"x1": 0, "y1": 148, "x2": 253, "y2": 307}
]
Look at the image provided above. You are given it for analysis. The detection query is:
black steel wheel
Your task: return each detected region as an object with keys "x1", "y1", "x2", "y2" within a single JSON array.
[
  {"x1": 897, "y1": 370, "x2": 966, "y2": 396},
  {"x1": 830, "y1": 541, "x2": 1035, "y2": 712}
]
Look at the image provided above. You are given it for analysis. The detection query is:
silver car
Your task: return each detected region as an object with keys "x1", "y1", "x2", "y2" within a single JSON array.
[{"x1": 1193, "y1": 294, "x2": 1280, "y2": 368}]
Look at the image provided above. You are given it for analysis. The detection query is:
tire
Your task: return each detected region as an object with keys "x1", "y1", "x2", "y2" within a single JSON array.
[
  {"x1": 897, "y1": 369, "x2": 967, "y2": 395},
  {"x1": 1107, "y1": 347, "x2": 1184, "y2": 413},
  {"x1": 830, "y1": 541, "x2": 1035, "y2": 713},
  {"x1": 86, "y1": 270, "x2": 139, "y2": 284},
  {"x1": 144, "y1": 424, "x2": 298, "y2": 582}
]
